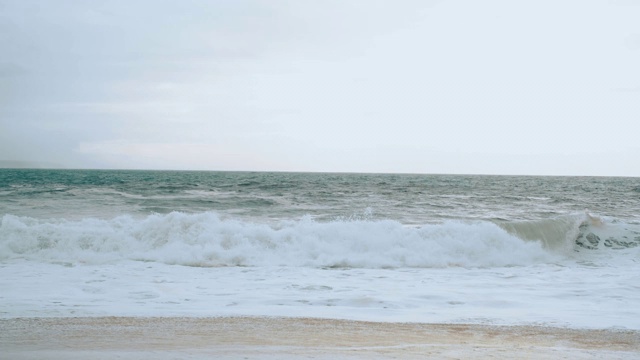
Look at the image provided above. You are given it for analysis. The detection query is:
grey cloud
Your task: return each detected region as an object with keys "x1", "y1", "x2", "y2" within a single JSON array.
[{"x1": 1, "y1": 0, "x2": 639, "y2": 174}]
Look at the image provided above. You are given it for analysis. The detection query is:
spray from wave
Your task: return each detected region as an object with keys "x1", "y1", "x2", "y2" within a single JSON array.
[
  {"x1": 2, "y1": 211, "x2": 638, "y2": 268},
  {"x1": 1, "y1": 212, "x2": 562, "y2": 268}
]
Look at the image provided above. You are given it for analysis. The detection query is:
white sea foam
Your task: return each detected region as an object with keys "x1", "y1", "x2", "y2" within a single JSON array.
[
  {"x1": 0, "y1": 212, "x2": 557, "y2": 268},
  {"x1": 2, "y1": 256, "x2": 639, "y2": 328}
]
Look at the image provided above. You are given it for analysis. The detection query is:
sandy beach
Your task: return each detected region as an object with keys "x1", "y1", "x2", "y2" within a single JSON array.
[{"x1": 1, "y1": 317, "x2": 638, "y2": 359}]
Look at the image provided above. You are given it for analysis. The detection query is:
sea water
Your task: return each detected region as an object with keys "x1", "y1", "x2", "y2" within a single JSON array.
[{"x1": 1, "y1": 170, "x2": 639, "y2": 329}]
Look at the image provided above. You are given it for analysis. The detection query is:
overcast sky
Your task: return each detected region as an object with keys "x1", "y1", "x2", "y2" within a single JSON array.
[{"x1": 1, "y1": 0, "x2": 639, "y2": 175}]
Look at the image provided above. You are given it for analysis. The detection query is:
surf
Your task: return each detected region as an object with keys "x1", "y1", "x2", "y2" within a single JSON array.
[
  {"x1": 0, "y1": 212, "x2": 553, "y2": 268},
  {"x1": 3, "y1": 210, "x2": 638, "y2": 269},
  {"x1": 495, "y1": 211, "x2": 640, "y2": 251}
]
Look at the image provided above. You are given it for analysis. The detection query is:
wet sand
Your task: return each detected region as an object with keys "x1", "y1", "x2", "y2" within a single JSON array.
[{"x1": 2, "y1": 317, "x2": 639, "y2": 359}]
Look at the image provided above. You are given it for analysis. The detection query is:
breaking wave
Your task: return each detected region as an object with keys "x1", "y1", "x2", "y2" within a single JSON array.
[
  {"x1": 1, "y1": 211, "x2": 638, "y2": 268},
  {"x1": 496, "y1": 212, "x2": 640, "y2": 251}
]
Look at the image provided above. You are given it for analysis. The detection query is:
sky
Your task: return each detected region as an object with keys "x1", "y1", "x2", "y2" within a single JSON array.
[{"x1": 1, "y1": 0, "x2": 639, "y2": 176}]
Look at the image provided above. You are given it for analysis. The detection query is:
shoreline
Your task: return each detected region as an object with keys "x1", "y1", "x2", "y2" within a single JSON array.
[{"x1": 2, "y1": 316, "x2": 639, "y2": 359}]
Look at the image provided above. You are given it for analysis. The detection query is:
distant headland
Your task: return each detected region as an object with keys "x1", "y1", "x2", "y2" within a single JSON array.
[{"x1": 0, "y1": 160, "x2": 65, "y2": 169}]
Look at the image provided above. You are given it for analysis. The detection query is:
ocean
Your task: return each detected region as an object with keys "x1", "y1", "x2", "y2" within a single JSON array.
[{"x1": 1, "y1": 169, "x2": 639, "y2": 329}]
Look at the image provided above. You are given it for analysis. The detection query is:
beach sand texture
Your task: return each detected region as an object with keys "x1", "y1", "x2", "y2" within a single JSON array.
[{"x1": 2, "y1": 317, "x2": 639, "y2": 359}]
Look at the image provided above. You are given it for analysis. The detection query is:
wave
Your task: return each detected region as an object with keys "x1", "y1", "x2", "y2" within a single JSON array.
[
  {"x1": 1, "y1": 212, "x2": 637, "y2": 268},
  {"x1": 496, "y1": 212, "x2": 640, "y2": 251}
]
